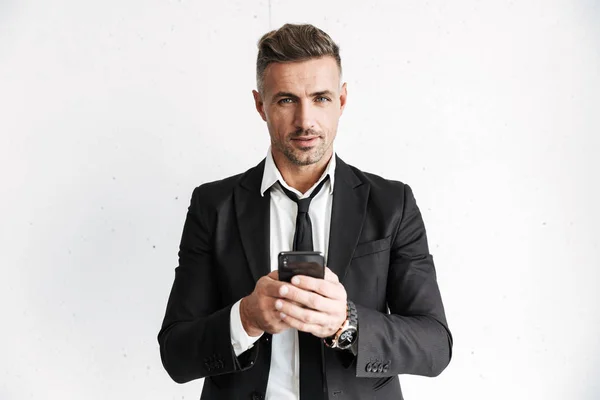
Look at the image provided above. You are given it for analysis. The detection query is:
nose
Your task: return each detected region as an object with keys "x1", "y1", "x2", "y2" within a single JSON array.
[{"x1": 293, "y1": 100, "x2": 316, "y2": 132}]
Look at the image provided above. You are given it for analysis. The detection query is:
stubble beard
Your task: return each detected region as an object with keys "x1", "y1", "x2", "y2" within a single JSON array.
[{"x1": 275, "y1": 130, "x2": 329, "y2": 166}]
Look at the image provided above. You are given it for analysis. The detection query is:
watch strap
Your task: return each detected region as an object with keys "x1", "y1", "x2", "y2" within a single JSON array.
[{"x1": 324, "y1": 300, "x2": 358, "y2": 350}]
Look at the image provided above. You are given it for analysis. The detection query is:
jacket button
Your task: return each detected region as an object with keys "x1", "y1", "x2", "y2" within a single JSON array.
[
  {"x1": 251, "y1": 391, "x2": 264, "y2": 400},
  {"x1": 365, "y1": 362, "x2": 372, "y2": 372},
  {"x1": 383, "y1": 364, "x2": 389, "y2": 373},
  {"x1": 377, "y1": 363, "x2": 383, "y2": 373}
]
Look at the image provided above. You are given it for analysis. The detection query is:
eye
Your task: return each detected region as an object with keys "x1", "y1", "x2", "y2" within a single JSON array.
[
  {"x1": 315, "y1": 96, "x2": 331, "y2": 103},
  {"x1": 278, "y1": 98, "x2": 294, "y2": 105}
]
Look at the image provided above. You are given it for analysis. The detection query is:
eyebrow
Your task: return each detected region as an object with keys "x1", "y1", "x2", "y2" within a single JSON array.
[
  {"x1": 273, "y1": 91, "x2": 300, "y2": 100},
  {"x1": 272, "y1": 90, "x2": 335, "y2": 100},
  {"x1": 311, "y1": 90, "x2": 335, "y2": 98}
]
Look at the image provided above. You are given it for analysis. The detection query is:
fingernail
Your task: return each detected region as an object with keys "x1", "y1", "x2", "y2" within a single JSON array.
[
  {"x1": 280, "y1": 285, "x2": 288, "y2": 296},
  {"x1": 280, "y1": 312, "x2": 287, "y2": 319},
  {"x1": 291, "y1": 276, "x2": 300, "y2": 285},
  {"x1": 275, "y1": 300, "x2": 282, "y2": 310}
]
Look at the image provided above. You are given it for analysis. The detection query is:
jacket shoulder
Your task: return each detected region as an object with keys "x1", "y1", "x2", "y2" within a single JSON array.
[
  {"x1": 346, "y1": 163, "x2": 409, "y2": 194},
  {"x1": 193, "y1": 172, "x2": 244, "y2": 204},
  {"x1": 342, "y1": 162, "x2": 422, "y2": 221},
  {"x1": 189, "y1": 160, "x2": 264, "y2": 211}
]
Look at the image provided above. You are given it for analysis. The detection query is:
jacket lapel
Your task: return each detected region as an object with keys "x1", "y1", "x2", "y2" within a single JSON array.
[
  {"x1": 234, "y1": 160, "x2": 271, "y2": 283},
  {"x1": 327, "y1": 156, "x2": 370, "y2": 283}
]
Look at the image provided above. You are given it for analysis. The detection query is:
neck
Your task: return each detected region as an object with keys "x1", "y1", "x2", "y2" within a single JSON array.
[{"x1": 272, "y1": 150, "x2": 333, "y2": 194}]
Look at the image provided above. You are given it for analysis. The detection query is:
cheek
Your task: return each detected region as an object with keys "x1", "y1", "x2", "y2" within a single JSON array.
[
  {"x1": 265, "y1": 115, "x2": 286, "y2": 141},
  {"x1": 267, "y1": 109, "x2": 293, "y2": 133},
  {"x1": 320, "y1": 110, "x2": 339, "y2": 133}
]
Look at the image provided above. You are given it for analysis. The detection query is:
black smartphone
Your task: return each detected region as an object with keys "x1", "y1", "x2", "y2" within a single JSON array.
[{"x1": 277, "y1": 251, "x2": 325, "y2": 282}]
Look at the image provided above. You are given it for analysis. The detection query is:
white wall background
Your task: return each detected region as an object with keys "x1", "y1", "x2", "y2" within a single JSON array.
[{"x1": 1, "y1": 0, "x2": 599, "y2": 399}]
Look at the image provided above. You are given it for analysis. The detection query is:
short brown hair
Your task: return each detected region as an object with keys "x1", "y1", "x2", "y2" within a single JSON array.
[{"x1": 256, "y1": 23, "x2": 342, "y2": 93}]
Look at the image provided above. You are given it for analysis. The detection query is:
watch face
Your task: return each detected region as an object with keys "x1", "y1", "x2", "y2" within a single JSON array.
[{"x1": 337, "y1": 328, "x2": 357, "y2": 348}]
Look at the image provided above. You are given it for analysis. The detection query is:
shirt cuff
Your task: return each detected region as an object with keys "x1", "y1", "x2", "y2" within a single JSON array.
[{"x1": 230, "y1": 299, "x2": 263, "y2": 357}]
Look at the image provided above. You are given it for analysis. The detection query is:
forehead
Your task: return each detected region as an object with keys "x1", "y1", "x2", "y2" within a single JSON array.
[{"x1": 263, "y1": 56, "x2": 340, "y2": 95}]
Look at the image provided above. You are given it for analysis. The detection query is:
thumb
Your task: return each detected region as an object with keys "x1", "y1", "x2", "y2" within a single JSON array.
[
  {"x1": 267, "y1": 270, "x2": 279, "y2": 281},
  {"x1": 324, "y1": 266, "x2": 339, "y2": 283}
]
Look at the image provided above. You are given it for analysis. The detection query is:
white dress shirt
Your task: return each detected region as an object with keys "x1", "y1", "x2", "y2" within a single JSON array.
[{"x1": 229, "y1": 147, "x2": 336, "y2": 399}]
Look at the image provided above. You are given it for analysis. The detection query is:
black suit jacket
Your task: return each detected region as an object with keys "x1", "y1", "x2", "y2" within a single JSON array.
[{"x1": 158, "y1": 156, "x2": 452, "y2": 400}]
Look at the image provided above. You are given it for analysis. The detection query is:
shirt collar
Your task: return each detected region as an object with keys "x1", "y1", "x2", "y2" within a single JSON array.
[{"x1": 260, "y1": 146, "x2": 336, "y2": 197}]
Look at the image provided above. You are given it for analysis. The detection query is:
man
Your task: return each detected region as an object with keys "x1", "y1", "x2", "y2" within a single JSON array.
[{"x1": 158, "y1": 23, "x2": 452, "y2": 400}]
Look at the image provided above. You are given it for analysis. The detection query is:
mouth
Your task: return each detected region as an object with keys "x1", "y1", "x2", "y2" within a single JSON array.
[{"x1": 291, "y1": 136, "x2": 320, "y2": 147}]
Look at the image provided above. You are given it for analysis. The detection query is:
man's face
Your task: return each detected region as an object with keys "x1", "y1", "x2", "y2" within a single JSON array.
[{"x1": 253, "y1": 56, "x2": 347, "y2": 166}]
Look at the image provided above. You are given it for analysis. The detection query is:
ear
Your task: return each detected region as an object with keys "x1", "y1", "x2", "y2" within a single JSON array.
[
  {"x1": 339, "y1": 82, "x2": 348, "y2": 116},
  {"x1": 252, "y1": 90, "x2": 267, "y2": 122}
]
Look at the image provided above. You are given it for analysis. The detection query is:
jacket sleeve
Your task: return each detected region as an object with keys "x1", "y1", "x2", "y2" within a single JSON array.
[
  {"x1": 354, "y1": 184, "x2": 453, "y2": 378},
  {"x1": 157, "y1": 186, "x2": 259, "y2": 383}
]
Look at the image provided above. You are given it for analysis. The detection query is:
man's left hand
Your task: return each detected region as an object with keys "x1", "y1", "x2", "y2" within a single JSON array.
[{"x1": 275, "y1": 267, "x2": 347, "y2": 338}]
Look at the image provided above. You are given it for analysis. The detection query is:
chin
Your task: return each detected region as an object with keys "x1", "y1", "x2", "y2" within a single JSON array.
[{"x1": 286, "y1": 149, "x2": 323, "y2": 166}]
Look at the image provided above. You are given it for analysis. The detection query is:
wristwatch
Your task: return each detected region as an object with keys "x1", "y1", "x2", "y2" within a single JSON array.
[{"x1": 324, "y1": 300, "x2": 358, "y2": 350}]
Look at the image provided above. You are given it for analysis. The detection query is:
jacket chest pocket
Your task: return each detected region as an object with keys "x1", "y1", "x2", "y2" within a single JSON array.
[{"x1": 352, "y1": 236, "x2": 392, "y2": 259}]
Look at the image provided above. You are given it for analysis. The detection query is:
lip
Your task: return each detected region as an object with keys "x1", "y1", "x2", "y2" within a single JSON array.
[{"x1": 291, "y1": 136, "x2": 320, "y2": 146}]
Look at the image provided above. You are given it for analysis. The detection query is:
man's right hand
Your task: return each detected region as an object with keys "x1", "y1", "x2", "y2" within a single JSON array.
[{"x1": 239, "y1": 270, "x2": 291, "y2": 336}]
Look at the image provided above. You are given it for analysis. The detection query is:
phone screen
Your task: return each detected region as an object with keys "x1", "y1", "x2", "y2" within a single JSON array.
[{"x1": 278, "y1": 251, "x2": 325, "y2": 282}]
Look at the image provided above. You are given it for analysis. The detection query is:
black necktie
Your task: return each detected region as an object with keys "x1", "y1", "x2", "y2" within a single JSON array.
[
  {"x1": 280, "y1": 176, "x2": 329, "y2": 252},
  {"x1": 279, "y1": 175, "x2": 329, "y2": 400}
]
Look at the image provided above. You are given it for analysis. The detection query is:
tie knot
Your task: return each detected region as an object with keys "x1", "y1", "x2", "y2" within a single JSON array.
[
  {"x1": 297, "y1": 198, "x2": 312, "y2": 213},
  {"x1": 278, "y1": 175, "x2": 330, "y2": 214}
]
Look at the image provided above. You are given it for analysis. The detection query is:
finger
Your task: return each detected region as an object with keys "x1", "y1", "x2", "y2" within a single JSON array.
[
  {"x1": 265, "y1": 312, "x2": 292, "y2": 334},
  {"x1": 274, "y1": 299, "x2": 329, "y2": 326},
  {"x1": 261, "y1": 279, "x2": 288, "y2": 298},
  {"x1": 290, "y1": 275, "x2": 346, "y2": 301},
  {"x1": 279, "y1": 313, "x2": 328, "y2": 337},
  {"x1": 279, "y1": 284, "x2": 339, "y2": 313},
  {"x1": 266, "y1": 270, "x2": 279, "y2": 280},
  {"x1": 324, "y1": 267, "x2": 339, "y2": 283}
]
